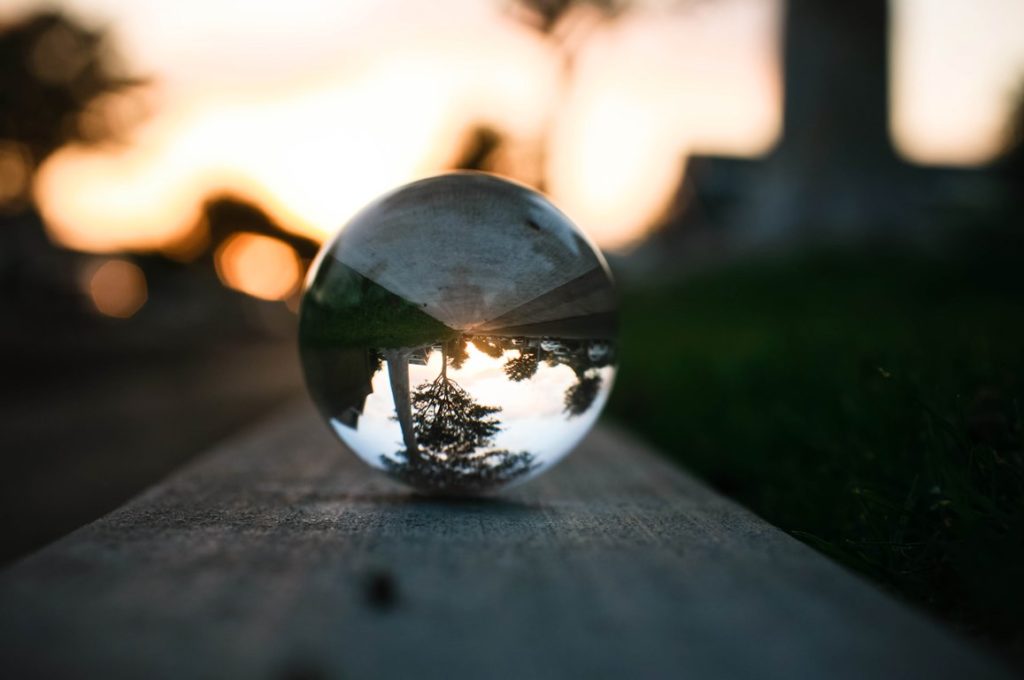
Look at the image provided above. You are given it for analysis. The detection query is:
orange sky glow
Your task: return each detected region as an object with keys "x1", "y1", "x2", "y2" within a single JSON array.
[{"x1": 4, "y1": 0, "x2": 1024, "y2": 256}]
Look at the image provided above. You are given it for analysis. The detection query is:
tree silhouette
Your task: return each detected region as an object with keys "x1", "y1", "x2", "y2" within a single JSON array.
[
  {"x1": 504, "y1": 349, "x2": 539, "y2": 382},
  {"x1": 511, "y1": 0, "x2": 624, "y2": 190},
  {"x1": 564, "y1": 372, "x2": 601, "y2": 416},
  {"x1": 560, "y1": 340, "x2": 612, "y2": 418},
  {"x1": 381, "y1": 446, "x2": 535, "y2": 495},
  {"x1": 383, "y1": 343, "x2": 535, "y2": 493},
  {"x1": 469, "y1": 334, "x2": 612, "y2": 417},
  {"x1": 375, "y1": 334, "x2": 616, "y2": 491},
  {"x1": 445, "y1": 336, "x2": 470, "y2": 370},
  {"x1": 409, "y1": 367, "x2": 502, "y2": 456}
]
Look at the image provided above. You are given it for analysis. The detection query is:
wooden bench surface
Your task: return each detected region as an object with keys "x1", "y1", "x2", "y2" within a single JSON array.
[{"x1": 0, "y1": 402, "x2": 1012, "y2": 679}]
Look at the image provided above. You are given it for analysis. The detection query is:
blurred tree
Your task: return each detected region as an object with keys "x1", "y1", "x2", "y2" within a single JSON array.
[
  {"x1": 0, "y1": 11, "x2": 140, "y2": 209},
  {"x1": 512, "y1": 0, "x2": 623, "y2": 35},
  {"x1": 195, "y1": 195, "x2": 320, "y2": 261},
  {"x1": 453, "y1": 126, "x2": 503, "y2": 173},
  {"x1": 510, "y1": 0, "x2": 625, "y2": 189}
]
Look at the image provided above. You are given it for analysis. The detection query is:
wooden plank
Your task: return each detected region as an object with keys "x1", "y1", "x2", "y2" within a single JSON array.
[
  {"x1": 0, "y1": 402, "x2": 1012, "y2": 679},
  {"x1": 0, "y1": 340, "x2": 303, "y2": 563}
]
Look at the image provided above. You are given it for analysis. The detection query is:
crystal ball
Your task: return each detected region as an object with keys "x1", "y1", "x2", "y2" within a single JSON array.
[{"x1": 299, "y1": 173, "x2": 617, "y2": 495}]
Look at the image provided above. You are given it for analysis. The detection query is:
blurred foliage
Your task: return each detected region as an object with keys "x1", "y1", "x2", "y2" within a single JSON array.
[
  {"x1": 0, "y1": 12, "x2": 139, "y2": 186},
  {"x1": 609, "y1": 223, "x2": 1024, "y2": 650},
  {"x1": 194, "y1": 195, "x2": 320, "y2": 262},
  {"x1": 0, "y1": 11, "x2": 142, "y2": 216}
]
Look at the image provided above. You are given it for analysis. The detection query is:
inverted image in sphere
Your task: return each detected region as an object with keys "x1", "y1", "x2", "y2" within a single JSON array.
[{"x1": 300, "y1": 173, "x2": 617, "y2": 494}]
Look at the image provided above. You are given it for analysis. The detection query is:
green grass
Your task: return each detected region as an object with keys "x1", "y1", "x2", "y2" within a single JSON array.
[
  {"x1": 300, "y1": 260, "x2": 456, "y2": 348},
  {"x1": 608, "y1": 233, "x2": 1024, "y2": 648}
]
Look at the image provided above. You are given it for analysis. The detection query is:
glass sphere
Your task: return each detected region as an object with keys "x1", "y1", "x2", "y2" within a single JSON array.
[{"x1": 299, "y1": 173, "x2": 617, "y2": 495}]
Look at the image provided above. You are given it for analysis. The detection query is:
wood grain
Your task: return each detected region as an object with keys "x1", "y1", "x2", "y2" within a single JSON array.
[{"x1": 0, "y1": 402, "x2": 1011, "y2": 679}]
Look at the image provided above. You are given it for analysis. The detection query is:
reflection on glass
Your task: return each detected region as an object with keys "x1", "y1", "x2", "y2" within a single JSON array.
[{"x1": 300, "y1": 173, "x2": 617, "y2": 494}]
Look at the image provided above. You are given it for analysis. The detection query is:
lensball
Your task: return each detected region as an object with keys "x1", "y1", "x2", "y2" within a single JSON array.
[{"x1": 299, "y1": 173, "x2": 617, "y2": 494}]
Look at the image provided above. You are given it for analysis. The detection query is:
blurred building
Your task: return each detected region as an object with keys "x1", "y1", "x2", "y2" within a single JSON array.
[{"x1": 639, "y1": 0, "x2": 1011, "y2": 269}]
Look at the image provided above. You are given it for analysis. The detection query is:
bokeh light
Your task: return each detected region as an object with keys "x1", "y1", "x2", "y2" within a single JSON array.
[
  {"x1": 0, "y1": 141, "x2": 32, "y2": 208},
  {"x1": 214, "y1": 232, "x2": 302, "y2": 301},
  {"x1": 84, "y1": 258, "x2": 148, "y2": 318},
  {"x1": 892, "y1": 0, "x2": 1024, "y2": 165}
]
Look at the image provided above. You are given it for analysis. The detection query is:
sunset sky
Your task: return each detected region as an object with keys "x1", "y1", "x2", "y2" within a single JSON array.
[{"x1": 4, "y1": 0, "x2": 1024, "y2": 254}]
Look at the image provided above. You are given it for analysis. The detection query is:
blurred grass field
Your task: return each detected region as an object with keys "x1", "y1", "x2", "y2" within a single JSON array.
[
  {"x1": 608, "y1": 225, "x2": 1024, "y2": 650},
  {"x1": 300, "y1": 261, "x2": 456, "y2": 348}
]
